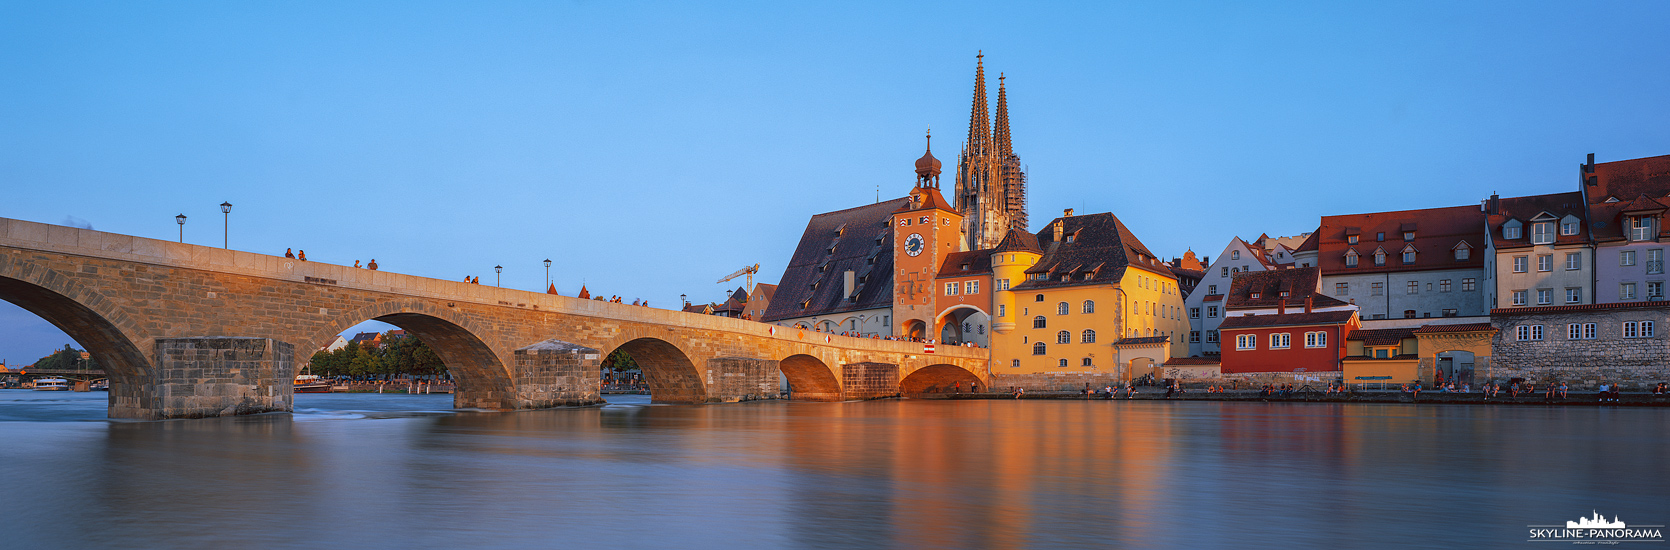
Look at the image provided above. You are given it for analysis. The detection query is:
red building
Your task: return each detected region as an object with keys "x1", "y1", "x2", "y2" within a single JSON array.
[{"x1": 1218, "y1": 266, "x2": 1361, "y2": 373}]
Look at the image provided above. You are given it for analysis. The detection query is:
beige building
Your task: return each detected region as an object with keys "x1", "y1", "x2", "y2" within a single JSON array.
[{"x1": 1484, "y1": 192, "x2": 1593, "y2": 308}]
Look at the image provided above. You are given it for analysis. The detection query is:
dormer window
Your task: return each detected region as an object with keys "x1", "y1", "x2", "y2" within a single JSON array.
[
  {"x1": 1402, "y1": 244, "x2": 1417, "y2": 264},
  {"x1": 1344, "y1": 249, "x2": 1359, "y2": 267},
  {"x1": 1454, "y1": 242, "x2": 1471, "y2": 261},
  {"x1": 1631, "y1": 216, "x2": 1656, "y2": 241},
  {"x1": 1250, "y1": 292, "x2": 1261, "y2": 299},
  {"x1": 1279, "y1": 290, "x2": 1290, "y2": 297},
  {"x1": 1374, "y1": 250, "x2": 1386, "y2": 266},
  {"x1": 1560, "y1": 218, "x2": 1580, "y2": 236},
  {"x1": 1531, "y1": 221, "x2": 1555, "y2": 244},
  {"x1": 1348, "y1": 235, "x2": 1359, "y2": 245},
  {"x1": 1403, "y1": 231, "x2": 1415, "y2": 241},
  {"x1": 1377, "y1": 232, "x2": 1385, "y2": 242}
]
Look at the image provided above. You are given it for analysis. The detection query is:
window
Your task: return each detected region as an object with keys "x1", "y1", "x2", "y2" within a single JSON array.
[
  {"x1": 1441, "y1": 308, "x2": 1457, "y2": 317},
  {"x1": 1513, "y1": 256, "x2": 1528, "y2": 273},
  {"x1": 1304, "y1": 331, "x2": 1326, "y2": 348},
  {"x1": 1403, "y1": 250, "x2": 1416, "y2": 263},
  {"x1": 1250, "y1": 292, "x2": 1261, "y2": 299},
  {"x1": 1082, "y1": 300, "x2": 1095, "y2": 314},
  {"x1": 1235, "y1": 334, "x2": 1257, "y2": 350},
  {"x1": 1344, "y1": 251, "x2": 1358, "y2": 267},
  {"x1": 1335, "y1": 282, "x2": 1349, "y2": 295},
  {"x1": 1407, "y1": 281, "x2": 1419, "y2": 294},
  {"x1": 1189, "y1": 307, "x2": 1200, "y2": 319},
  {"x1": 1569, "y1": 323, "x2": 1597, "y2": 340},
  {"x1": 1455, "y1": 246, "x2": 1470, "y2": 260},
  {"x1": 1270, "y1": 333, "x2": 1290, "y2": 349},
  {"x1": 1537, "y1": 289, "x2": 1552, "y2": 305},
  {"x1": 1206, "y1": 330, "x2": 1219, "y2": 343},
  {"x1": 1646, "y1": 321, "x2": 1656, "y2": 337},
  {"x1": 1622, "y1": 250, "x2": 1637, "y2": 266},
  {"x1": 1537, "y1": 255, "x2": 1553, "y2": 272},
  {"x1": 1504, "y1": 224, "x2": 1522, "y2": 239},
  {"x1": 1057, "y1": 331, "x2": 1071, "y2": 344},
  {"x1": 945, "y1": 282, "x2": 959, "y2": 295},
  {"x1": 1011, "y1": 359, "x2": 1020, "y2": 368},
  {"x1": 1621, "y1": 283, "x2": 1637, "y2": 300},
  {"x1": 1651, "y1": 282, "x2": 1665, "y2": 299},
  {"x1": 1566, "y1": 288, "x2": 1581, "y2": 304},
  {"x1": 1531, "y1": 222, "x2": 1555, "y2": 244},
  {"x1": 1222, "y1": 266, "x2": 1230, "y2": 277},
  {"x1": 964, "y1": 281, "x2": 979, "y2": 294},
  {"x1": 1033, "y1": 316, "x2": 1046, "y2": 329},
  {"x1": 1631, "y1": 217, "x2": 1655, "y2": 241},
  {"x1": 1439, "y1": 279, "x2": 1452, "y2": 292},
  {"x1": 1624, "y1": 321, "x2": 1640, "y2": 338},
  {"x1": 1516, "y1": 324, "x2": 1543, "y2": 341},
  {"x1": 1348, "y1": 235, "x2": 1359, "y2": 245},
  {"x1": 1651, "y1": 249, "x2": 1665, "y2": 274},
  {"x1": 1232, "y1": 250, "x2": 1240, "y2": 260},
  {"x1": 1208, "y1": 285, "x2": 1217, "y2": 294},
  {"x1": 1082, "y1": 329, "x2": 1096, "y2": 343},
  {"x1": 1377, "y1": 232, "x2": 1385, "y2": 241},
  {"x1": 1057, "y1": 358, "x2": 1068, "y2": 367},
  {"x1": 1403, "y1": 231, "x2": 1415, "y2": 241},
  {"x1": 1208, "y1": 306, "x2": 1218, "y2": 318},
  {"x1": 1371, "y1": 282, "x2": 1384, "y2": 296},
  {"x1": 1404, "y1": 310, "x2": 1417, "y2": 319},
  {"x1": 1512, "y1": 290, "x2": 1527, "y2": 305},
  {"x1": 997, "y1": 279, "x2": 1010, "y2": 291},
  {"x1": 1566, "y1": 253, "x2": 1581, "y2": 270},
  {"x1": 1462, "y1": 278, "x2": 1476, "y2": 291},
  {"x1": 1032, "y1": 342, "x2": 1046, "y2": 355},
  {"x1": 1035, "y1": 294, "x2": 1045, "y2": 302},
  {"x1": 1081, "y1": 357, "x2": 1092, "y2": 367},
  {"x1": 1057, "y1": 302, "x2": 1069, "y2": 315},
  {"x1": 1561, "y1": 220, "x2": 1579, "y2": 236},
  {"x1": 1374, "y1": 251, "x2": 1386, "y2": 266},
  {"x1": 1189, "y1": 331, "x2": 1201, "y2": 343}
]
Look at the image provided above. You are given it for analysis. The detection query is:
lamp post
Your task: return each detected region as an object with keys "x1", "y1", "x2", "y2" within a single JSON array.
[
  {"x1": 494, "y1": 265, "x2": 503, "y2": 287},
  {"x1": 175, "y1": 214, "x2": 186, "y2": 243},
  {"x1": 680, "y1": 294, "x2": 687, "y2": 309},
  {"x1": 543, "y1": 259, "x2": 552, "y2": 287},
  {"x1": 218, "y1": 202, "x2": 232, "y2": 249}
]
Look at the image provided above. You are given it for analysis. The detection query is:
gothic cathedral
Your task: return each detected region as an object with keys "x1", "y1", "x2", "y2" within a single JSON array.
[{"x1": 954, "y1": 52, "x2": 1029, "y2": 251}]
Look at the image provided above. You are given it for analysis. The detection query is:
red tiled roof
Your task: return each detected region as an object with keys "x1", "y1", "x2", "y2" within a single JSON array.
[
  {"x1": 1346, "y1": 328, "x2": 1416, "y2": 345},
  {"x1": 1583, "y1": 154, "x2": 1670, "y2": 242},
  {"x1": 1012, "y1": 212, "x2": 1174, "y2": 291},
  {"x1": 1491, "y1": 300, "x2": 1670, "y2": 316},
  {"x1": 1319, "y1": 205, "x2": 1486, "y2": 275},
  {"x1": 1218, "y1": 310, "x2": 1358, "y2": 330},
  {"x1": 993, "y1": 228, "x2": 1043, "y2": 254},
  {"x1": 1294, "y1": 230, "x2": 1320, "y2": 253},
  {"x1": 1225, "y1": 267, "x2": 1350, "y2": 310},
  {"x1": 1114, "y1": 335, "x2": 1170, "y2": 346},
  {"x1": 936, "y1": 250, "x2": 993, "y2": 278},
  {"x1": 1486, "y1": 191, "x2": 1588, "y2": 250},
  {"x1": 1410, "y1": 322, "x2": 1495, "y2": 334},
  {"x1": 896, "y1": 185, "x2": 959, "y2": 215},
  {"x1": 762, "y1": 198, "x2": 911, "y2": 323}
]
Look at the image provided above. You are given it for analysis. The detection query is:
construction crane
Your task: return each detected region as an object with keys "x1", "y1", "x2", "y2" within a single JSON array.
[{"x1": 717, "y1": 264, "x2": 760, "y2": 293}]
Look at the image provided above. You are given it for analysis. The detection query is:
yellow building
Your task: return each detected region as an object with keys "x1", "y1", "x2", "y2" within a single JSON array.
[{"x1": 991, "y1": 211, "x2": 1190, "y2": 389}]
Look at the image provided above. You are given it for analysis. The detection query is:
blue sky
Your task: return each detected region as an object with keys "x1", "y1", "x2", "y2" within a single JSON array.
[{"x1": 2, "y1": 1, "x2": 1668, "y2": 364}]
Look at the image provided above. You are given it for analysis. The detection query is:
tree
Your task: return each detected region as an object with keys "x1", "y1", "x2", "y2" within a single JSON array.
[
  {"x1": 32, "y1": 345, "x2": 96, "y2": 371},
  {"x1": 601, "y1": 349, "x2": 638, "y2": 373}
]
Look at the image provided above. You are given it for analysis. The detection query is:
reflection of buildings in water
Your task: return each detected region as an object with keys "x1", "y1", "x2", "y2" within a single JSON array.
[{"x1": 777, "y1": 402, "x2": 897, "y2": 548}]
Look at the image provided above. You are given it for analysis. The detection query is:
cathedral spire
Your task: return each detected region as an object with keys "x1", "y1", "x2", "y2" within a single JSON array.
[
  {"x1": 965, "y1": 51, "x2": 990, "y2": 157},
  {"x1": 993, "y1": 72, "x2": 1012, "y2": 159}
]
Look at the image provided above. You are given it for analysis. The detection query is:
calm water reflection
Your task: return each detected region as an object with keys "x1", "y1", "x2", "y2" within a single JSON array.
[{"x1": 0, "y1": 390, "x2": 1665, "y2": 549}]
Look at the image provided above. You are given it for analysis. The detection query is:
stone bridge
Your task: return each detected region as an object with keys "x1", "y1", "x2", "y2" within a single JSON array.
[{"x1": 0, "y1": 217, "x2": 988, "y2": 419}]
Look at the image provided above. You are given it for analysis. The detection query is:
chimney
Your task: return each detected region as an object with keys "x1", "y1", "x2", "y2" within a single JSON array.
[
  {"x1": 1053, "y1": 219, "x2": 1064, "y2": 242},
  {"x1": 1585, "y1": 153, "x2": 1597, "y2": 186},
  {"x1": 843, "y1": 270, "x2": 856, "y2": 301},
  {"x1": 1488, "y1": 193, "x2": 1500, "y2": 215},
  {"x1": 1277, "y1": 298, "x2": 1286, "y2": 315},
  {"x1": 1064, "y1": 208, "x2": 1074, "y2": 217},
  {"x1": 1305, "y1": 295, "x2": 1314, "y2": 314}
]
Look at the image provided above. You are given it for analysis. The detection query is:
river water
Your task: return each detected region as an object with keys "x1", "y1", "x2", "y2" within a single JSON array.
[{"x1": 0, "y1": 390, "x2": 1665, "y2": 549}]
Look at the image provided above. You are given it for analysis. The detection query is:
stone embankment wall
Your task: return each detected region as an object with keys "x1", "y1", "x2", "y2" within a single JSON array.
[
  {"x1": 992, "y1": 372, "x2": 1126, "y2": 392},
  {"x1": 1492, "y1": 305, "x2": 1670, "y2": 390}
]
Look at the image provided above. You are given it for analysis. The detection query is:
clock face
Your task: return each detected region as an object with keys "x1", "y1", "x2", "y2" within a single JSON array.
[{"x1": 904, "y1": 233, "x2": 925, "y2": 256}]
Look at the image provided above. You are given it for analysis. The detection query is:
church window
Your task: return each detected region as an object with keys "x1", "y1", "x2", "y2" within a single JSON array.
[{"x1": 1033, "y1": 316, "x2": 1046, "y2": 329}]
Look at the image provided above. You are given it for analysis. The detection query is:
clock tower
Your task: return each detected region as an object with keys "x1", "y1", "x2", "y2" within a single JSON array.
[{"x1": 892, "y1": 132, "x2": 963, "y2": 340}]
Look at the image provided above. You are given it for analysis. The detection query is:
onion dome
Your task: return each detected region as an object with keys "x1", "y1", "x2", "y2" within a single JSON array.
[{"x1": 914, "y1": 130, "x2": 942, "y2": 177}]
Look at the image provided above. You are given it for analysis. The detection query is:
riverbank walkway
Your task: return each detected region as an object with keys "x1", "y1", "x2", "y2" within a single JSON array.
[{"x1": 924, "y1": 389, "x2": 1670, "y2": 407}]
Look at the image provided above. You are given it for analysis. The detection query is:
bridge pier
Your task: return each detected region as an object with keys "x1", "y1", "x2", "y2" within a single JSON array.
[
  {"x1": 842, "y1": 362, "x2": 900, "y2": 400},
  {"x1": 116, "y1": 337, "x2": 295, "y2": 420},
  {"x1": 705, "y1": 357, "x2": 780, "y2": 402},
  {"x1": 513, "y1": 340, "x2": 605, "y2": 408}
]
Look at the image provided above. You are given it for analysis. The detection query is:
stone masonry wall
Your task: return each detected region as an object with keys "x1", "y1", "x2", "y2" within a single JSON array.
[
  {"x1": 513, "y1": 339, "x2": 604, "y2": 408},
  {"x1": 992, "y1": 372, "x2": 1125, "y2": 392},
  {"x1": 1492, "y1": 305, "x2": 1670, "y2": 390},
  {"x1": 149, "y1": 337, "x2": 293, "y2": 420},
  {"x1": 843, "y1": 362, "x2": 900, "y2": 400},
  {"x1": 706, "y1": 357, "x2": 780, "y2": 402}
]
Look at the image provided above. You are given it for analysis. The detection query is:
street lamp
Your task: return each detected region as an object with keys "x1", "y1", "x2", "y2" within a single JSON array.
[
  {"x1": 680, "y1": 294, "x2": 687, "y2": 308},
  {"x1": 543, "y1": 259, "x2": 552, "y2": 287},
  {"x1": 494, "y1": 265, "x2": 503, "y2": 287},
  {"x1": 175, "y1": 214, "x2": 186, "y2": 243},
  {"x1": 219, "y1": 202, "x2": 232, "y2": 249}
]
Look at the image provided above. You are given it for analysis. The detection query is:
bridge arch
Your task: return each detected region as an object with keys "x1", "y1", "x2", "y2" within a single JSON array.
[
  {"x1": 306, "y1": 300, "x2": 515, "y2": 410},
  {"x1": 934, "y1": 305, "x2": 990, "y2": 347},
  {"x1": 779, "y1": 353, "x2": 841, "y2": 401},
  {"x1": 602, "y1": 336, "x2": 705, "y2": 404},
  {"x1": 900, "y1": 363, "x2": 983, "y2": 396},
  {"x1": 0, "y1": 258, "x2": 162, "y2": 418}
]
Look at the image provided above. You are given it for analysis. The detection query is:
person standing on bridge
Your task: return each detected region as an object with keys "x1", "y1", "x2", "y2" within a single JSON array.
[
  {"x1": 368, "y1": 259, "x2": 378, "y2": 270},
  {"x1": 354, "y1": 260, "x2": 361, "y2": 268}
]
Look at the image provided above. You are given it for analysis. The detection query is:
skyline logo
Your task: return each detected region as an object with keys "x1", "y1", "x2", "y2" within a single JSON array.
[{"x1": 1528, "y1": 511, "x2": 1664, "y2": 543}]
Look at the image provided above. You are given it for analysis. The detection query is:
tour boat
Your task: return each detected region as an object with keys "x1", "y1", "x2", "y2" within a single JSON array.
[
  {"x1": 293, "y1": 374, "x2": 332, "y2": 393},
  {"x1": 33, "y1": 377, "x2": 69, "y2": 391}
]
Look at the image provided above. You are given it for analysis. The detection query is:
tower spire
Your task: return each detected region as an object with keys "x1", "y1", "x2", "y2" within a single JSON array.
[
  {"x1": 914, "y1": 127, "x2": 942, "y2": 188},
  {"x1": 965, "y1": 51, "x2": 990, "y2": 157},
  {"x1": 993, "y1": 72, "x2": 1012, "y2": 159}
]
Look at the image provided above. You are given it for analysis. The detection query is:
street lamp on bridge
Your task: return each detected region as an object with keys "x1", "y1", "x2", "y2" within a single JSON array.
[
  {"x1": 219, "y1": 202, "x2": 232, "y2": 249},
  {"x1": 495, "y1": 265, "x2": 503, "y2": 287},
  {"x1": 543, "y1": 259, "x2": 551, "y2": 287},
  {"x1": 175, "y1": 214, "x2": 186, "y2": 243}
]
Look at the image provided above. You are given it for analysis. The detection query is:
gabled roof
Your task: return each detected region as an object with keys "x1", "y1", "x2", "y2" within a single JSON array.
[
  {"x1": 936, "y1": 250, "x2": 993, "y2": 278},
  {"x1": 897, "y1": 185, "x2": 958, "y2": 215},
  {"x1": 1346, "y1": 328, "x2": 1416, "y2": 346},
  {"x1": 1583, "y1": 154, "x2": 1670, "y2": 242},
  {"x1": 1224, "y1": 266, "x2": 1349, "y2": 310},
  {"x1": 1217, "y1": 310, "x2": 1358, "y2": 330},
  {"x1": 1293, "y1": 230, "x2": 1320, "y2": 253},
  {"x1": 761, "y1": 198, "x2": 910, "y2": 322},
  {"x1": 1487, "y1": 191, "x2": 1587, "y2": 250},
  {"x1": 1012, "y1": 212, "x2": 1172, "y2": 291},
  {"x1": 750, "y1": 283, "x2": 777, "y2": 302},
  {"x1": 1319, "y1": 205, "x2": 1486, "y2": 275},
  {"x1": 992, "y1": 228, "x2": 1042, "y2": 254}
]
